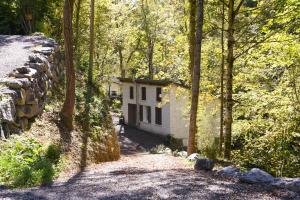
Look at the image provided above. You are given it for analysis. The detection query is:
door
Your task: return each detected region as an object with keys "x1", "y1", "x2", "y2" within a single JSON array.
[{"x1": 128, "y1": 103, "x2": 137, "y2": 126}]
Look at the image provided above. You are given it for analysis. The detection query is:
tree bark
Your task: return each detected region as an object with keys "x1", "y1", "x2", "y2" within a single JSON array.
[
  {"x1": 61, "y1": 0, "x2": 75, "y2": 130},
  {"x1": 188, "y1": 0, "x2": 204, "y2": 155},
  {"x1": 118, "y1": 47, "x2": 125, "y2": 78},
  {"x1": 224, "y1": 0, "x2": 234, "y2": 160},
  {"x1": 74, "y1": 0, "x2": 82, "y2": 66},
  {"x1": 219, "y1": 2, "x2": 225, "y2": 157},
  {"x1": 188, "y1": 0, "x2": 196, "y2": 83}
]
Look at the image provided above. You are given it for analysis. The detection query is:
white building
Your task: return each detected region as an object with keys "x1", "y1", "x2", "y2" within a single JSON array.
[
  {"x1": 105, "y1": 77, "x2": 121, "y2": 98},
  {"x1": 119, "y1": 78, "x2": 190, "y2": 146}
]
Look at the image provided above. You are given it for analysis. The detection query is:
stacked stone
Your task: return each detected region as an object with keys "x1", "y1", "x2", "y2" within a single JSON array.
[{"x1": 0, "y1": 37, "x2": 63, "y2": 138}]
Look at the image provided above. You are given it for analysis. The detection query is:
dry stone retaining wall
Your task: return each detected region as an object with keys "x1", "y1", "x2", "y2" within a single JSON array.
[{"x1": 0, "y1": 35, "x2": 63, "y2": 138}]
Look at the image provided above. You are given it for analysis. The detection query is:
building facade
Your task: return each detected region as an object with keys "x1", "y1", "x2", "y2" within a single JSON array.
[{"x1": 120, "y1": 78, "x2": 189, "y2": 146}]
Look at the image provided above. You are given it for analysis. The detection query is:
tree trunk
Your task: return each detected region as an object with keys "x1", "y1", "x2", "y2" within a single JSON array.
[
  {"x1": 74, "y1": 0, "x2": 82, "y2": 66},
  {"x1": 188, "y1": 0, "x2": 204, "y2": 155},
  {"x1": 148, "y1": 42, "x2": 154, "y2": 80},
  {"x1": 118, "y1": 47, "x2": 125, "y2": 78},
  {"x1": 224, "y1": 0, "x2": 235, "y2": 160},
  {"x1": 219, "y1": 2, "x2": 225, "y2": 157},
  {"x1": 87, "y1": 0, "x2": 95, "y2": 103},
  {"x1": 188, "y1": 0, "x2": 196, "y2": 83},
  {"x1": 61, "y1": 0, "x2": 75, "y2": 130}
]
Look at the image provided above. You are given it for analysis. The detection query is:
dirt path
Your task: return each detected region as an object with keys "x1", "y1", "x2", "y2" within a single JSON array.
[{"x1": 0, "y1": 119, "x2": 297, "y2": 199}]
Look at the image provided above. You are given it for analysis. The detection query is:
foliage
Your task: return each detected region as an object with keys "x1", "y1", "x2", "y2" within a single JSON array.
[
  {"x1": 0, "y1": 136, "x2": 61, "y2": 188},
  {"x1": 164, "y1": 135, "x2": 184, "y2": 151}
]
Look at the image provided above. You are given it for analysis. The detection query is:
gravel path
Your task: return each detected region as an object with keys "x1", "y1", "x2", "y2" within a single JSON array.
[
  {"x1": 0, "y1": 35, "x2": 47, "y2": 78},
  {"x1": 0, "y1": 117, "x2": 298, "y2": 200}
]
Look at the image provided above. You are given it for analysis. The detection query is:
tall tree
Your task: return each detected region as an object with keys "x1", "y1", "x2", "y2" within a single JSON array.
[
  {"x1": 61, "y1": 0, "x2": 76, "y2": 130},
  {"x1": 224, "y1": 0, "x2": 244, "y2": 159},
  {"x1": 188, "y1": 0, "x2": 196, "y2": 83},
  {"x1": 188, "y1": 0, "x2": 204, "y2": 155},
  {"x1": 219, "y1": 1, "x2": 225, "y2": 156}
]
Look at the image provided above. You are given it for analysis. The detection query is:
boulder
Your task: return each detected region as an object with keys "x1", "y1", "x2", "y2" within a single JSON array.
[
  {"x1": 218, "y1": 166, "x2": 240, "y2": 176},
  {"x1": 194, "y1": 158, "x2": 215, "y2": 171},
  {"x1": 29, "y1": 62, "x2": 48, "y2": 73},
  {"x1": 176, "y1": 151, "x2": 188, "y2": 158},
  {"x1": 0, "y1": 98, "x2": 16, "y2": 123},
  {"x1": 164, "y1": 147, "x2": 172, "y2": 155},
  {"x1": 239, "y1": 168, "x2": 274, "y2": 184},
  {"x1": 0, "y1": 78, "x2": 31, "y2": 89},
  {"x1": 187, "y1": 153, "x2": 200, "y2": 161},
  {"x1": 287, "y1": 179, "x2": 300, "y2": 193},
  {"x1": 16, "y1": 88, "x2": 26, "y2": 105}
]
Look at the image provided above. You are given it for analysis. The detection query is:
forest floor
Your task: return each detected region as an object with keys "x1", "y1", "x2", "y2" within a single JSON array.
[{"x1": 0, "y1": 115, "x2": 298, "y2": 200}]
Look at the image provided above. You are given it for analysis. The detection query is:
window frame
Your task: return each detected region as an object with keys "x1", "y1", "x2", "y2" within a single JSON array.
[
  {"x1": 139, "y1": 105, "x2": 143, "y2": 121},
  {"x1": 146, "y1": 106, "x2": 151, "y2": 123},
  {"x1": 141, "y1": 87, "x2": 146, "y2": 100},
  {"x1": 156, "y1": 87, "x2": 162, "y2": 102},
  {"x1": 130, "y1": 86, "x2": 134, "y2": 99},
  {"x1": 155, "y1": 107, "x2": 162, "y2": 125}
]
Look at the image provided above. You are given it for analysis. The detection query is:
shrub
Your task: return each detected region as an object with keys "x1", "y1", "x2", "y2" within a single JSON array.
[
  {"x1": 0, "y1": 136, "x2": 61, "y2": 188},
  {"x1": 164, "y1": 135, "x2": 184, "y2": 151}
]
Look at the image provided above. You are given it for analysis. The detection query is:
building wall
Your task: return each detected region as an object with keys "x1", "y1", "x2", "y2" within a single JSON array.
[
  {"x1": 121, "y1": 82, "x2": 171, "y2": 136},
  {"x1": 169, "y1": 86, "x2": 189, "y2": 146}
]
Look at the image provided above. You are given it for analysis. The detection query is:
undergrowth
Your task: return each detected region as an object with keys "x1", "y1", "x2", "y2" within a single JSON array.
[{"x1": 0, "y1": 136, "x2": 61, "y2": 188}]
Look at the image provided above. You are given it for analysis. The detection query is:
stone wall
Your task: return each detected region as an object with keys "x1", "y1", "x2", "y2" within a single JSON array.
[{"x1": 0, "y1": 35, "x2": 63, "y2": 138}]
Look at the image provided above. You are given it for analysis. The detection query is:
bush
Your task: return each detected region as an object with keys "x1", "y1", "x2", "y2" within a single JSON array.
[
  {"x1": 164, "y1": 135, "x2": 184, "y2": 151},
  {"x1": 232, "y1": 130, "x2": 300, "y2": 177},
  {"x1": 0, "y1": 136, "x2": 61, "y2": 188}
]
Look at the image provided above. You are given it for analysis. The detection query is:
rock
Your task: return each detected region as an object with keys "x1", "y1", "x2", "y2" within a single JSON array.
[
  {"x1": 287, "y1": 179, "x2": 300, "y2": 193},
  {"x1": 218, "y1": 166, "x2": 240, "y2": 176},
  {"x1": 194, "y1": 158, "x2": 215, "y2": 171},
  {"x1": 16, "y1": 88, "x2": 26, "y2": 105},
  {"x1": 176, "y1": 151, "x2": 188, "y2": 158},
  {"x1": 239, "y1": 168, "x2": 274, "y2": 184},
  {"x1": 136, "y1": 145, "x2": 146, "y2": 152},
  {"x1": 29, "y1": 62, "x2": 48, "y2": 73},
  {"x1": 164, "y1": 147, "x2": 172, "y2": 155},
  {"x1": 9, "y1": 68, "x2": 38, "y2": 79},
  {"x1": 0, "y1": 98, "x2": 16, "y2": 123},
  {"x1": 187, "y1": 153, "x2": 200, "y2": 161},
  {"x1": 16, "y1": 104, "x2": 42, "y2": 118},
  {"x1": 0, "y1": 78, "x2": 31, "y2": 89}
]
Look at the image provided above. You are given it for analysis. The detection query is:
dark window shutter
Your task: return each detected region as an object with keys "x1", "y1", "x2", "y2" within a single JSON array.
[
  {"x1": 130, "y1": 86, "x2": 134, "y2": 99},
  {"x1": 147, "y1": 106, "x2": 151, "y2": 123},
  {"x1": 139, "y1": 105, "x2": 143, "y2": 121},
  {"x1": 141, "y1": 87, "x2": 146, "y2": 100},
  {"x1": 155, "y1": 107, "x2": 162, "y2": 125},
  {"x1": 156, "y1": 87, "x2": 162, "y2": 102}
]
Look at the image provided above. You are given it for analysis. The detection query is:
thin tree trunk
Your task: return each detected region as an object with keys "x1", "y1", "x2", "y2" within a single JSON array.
[
  {"x1": 87, "y1": 0, "x2": 95, "y2": 103},
  {"x1": 118, "y1": 47, "x2": 125, "y2": 78},
  {"x1": 74, "y1": 0, "x2": 82, "y2": 65},
  {"x1": 219, "y1": 2, "x2": 225, "y2": 157},
  {"x1": 188, "y1": 0, "x2": 204, "y2": 155},
  {"x1": 148, "y1": 42, "x2": 154, "y2": 80},
  {"x1": 188, "y1": 0, "x2": 196, "y2": 83},
  {"x1": 61, "y1": 0, "x2": 75, "y2": 130},
  {"x1": 224, "y1": 0, "x2": 234, "y2": 160}
]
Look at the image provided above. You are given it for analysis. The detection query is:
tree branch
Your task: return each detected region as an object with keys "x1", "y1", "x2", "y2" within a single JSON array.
[{"x1": 219, "y1": 0, "x2": 229, "y2": 8}]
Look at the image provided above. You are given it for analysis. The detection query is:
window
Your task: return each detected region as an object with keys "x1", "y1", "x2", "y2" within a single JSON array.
[
  {"x1": 146, "y1": 106, "x2": 151, "y2": 123},
  {"x1": 139, "y1": 105, "x2": 143, "y2": 121},
  {"x1": 155, "y1": 107, "x2": 162, "y2": 125},
  {"x1": 141, "y1": 87, "x2": 146, "y2": 100},
  {"x1": 156, "y1": 87, "x2": 162, "y2": 102},
  {"x1": 130, "y1": 86, "x2": 134, "y2": 99}
]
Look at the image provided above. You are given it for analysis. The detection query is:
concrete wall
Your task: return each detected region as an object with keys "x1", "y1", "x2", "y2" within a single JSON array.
[
  {"x1": 169, "y1": 86, "x2": 189, "y2": 146},
  {"x1": 0, "y1": 36, "x2": 63, "y2": 138}
]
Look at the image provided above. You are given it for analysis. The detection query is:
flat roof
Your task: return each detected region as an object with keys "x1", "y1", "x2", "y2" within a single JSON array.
[{"x1": 118, "y1": 78, "x2": 189, "y2": 88}]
